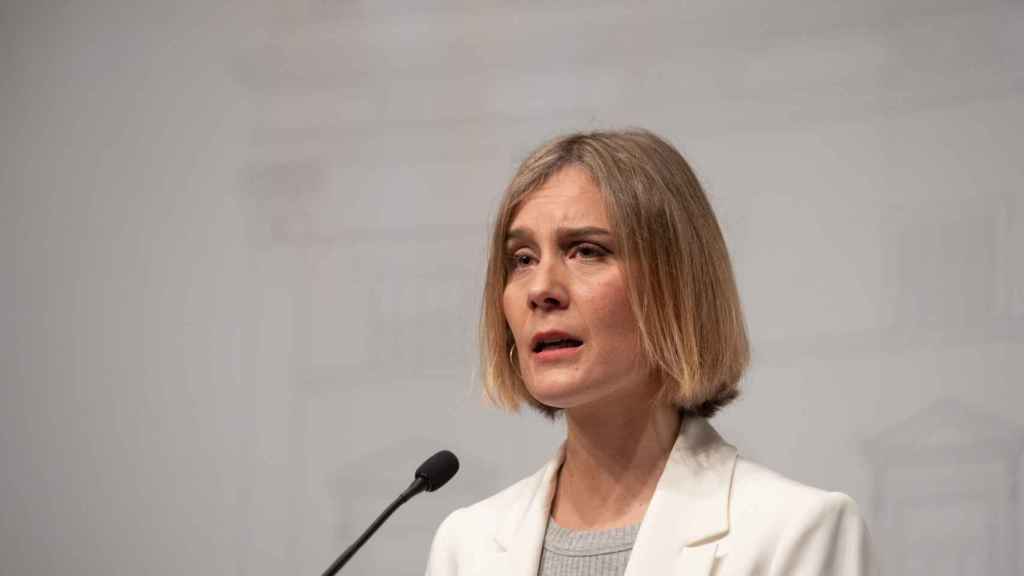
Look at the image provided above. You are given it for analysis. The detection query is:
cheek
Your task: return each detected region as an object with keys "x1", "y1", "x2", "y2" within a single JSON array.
[
  {"x1": 501, "y1": 287, "x2": 523, "y2": 334},
  {"x1": 591, "y1": 281, "x2": 639, "y2": 342}
]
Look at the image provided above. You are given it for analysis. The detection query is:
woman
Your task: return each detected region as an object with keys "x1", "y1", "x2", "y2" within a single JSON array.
[{"x1": 426, "y1": 130, "x2": 874, "y2": 575}]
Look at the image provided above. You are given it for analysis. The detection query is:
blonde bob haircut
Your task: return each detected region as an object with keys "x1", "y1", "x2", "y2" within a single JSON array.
[{"x1": 481, "y1": 128, "x2": 749, "y2": 418}]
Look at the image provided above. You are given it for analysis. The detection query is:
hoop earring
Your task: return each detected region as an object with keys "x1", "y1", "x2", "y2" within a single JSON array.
[{"x1": 509, "y1": 342, "x2": 519, "y2": 373}]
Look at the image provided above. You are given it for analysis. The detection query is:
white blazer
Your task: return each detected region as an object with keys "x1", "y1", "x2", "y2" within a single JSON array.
[{"x1": 426, "y1": 417, "x2": 875, "y2": 576}]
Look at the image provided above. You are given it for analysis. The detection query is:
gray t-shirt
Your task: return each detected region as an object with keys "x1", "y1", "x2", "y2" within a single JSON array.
[{"x1": 537, "y1": 517, "x2": 641, "y2": 576}]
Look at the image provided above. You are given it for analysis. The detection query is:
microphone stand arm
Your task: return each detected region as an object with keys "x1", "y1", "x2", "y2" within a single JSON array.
[{"x1": 321, "y1": 476, "x2": 427, "y2": 576}]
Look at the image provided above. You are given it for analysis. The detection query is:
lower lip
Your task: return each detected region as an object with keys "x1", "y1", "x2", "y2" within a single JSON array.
[{"x1": 533, "y1": 344, "x2": 583, "y2": 363}]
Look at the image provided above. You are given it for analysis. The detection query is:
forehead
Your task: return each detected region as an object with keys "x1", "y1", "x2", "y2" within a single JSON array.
[{"x1": 509, "y1": 166, "x2": 609, "y2": 229}]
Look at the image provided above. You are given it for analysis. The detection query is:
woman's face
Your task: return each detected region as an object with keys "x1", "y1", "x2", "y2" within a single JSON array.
[{"x1": 502, "y1": 166, "x2": 652, "y2": 412}]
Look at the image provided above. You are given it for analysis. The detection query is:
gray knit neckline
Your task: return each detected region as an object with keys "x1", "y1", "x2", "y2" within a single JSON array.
[{"x1": 542, "y1": 517, "x2": 641, "y2": 556}]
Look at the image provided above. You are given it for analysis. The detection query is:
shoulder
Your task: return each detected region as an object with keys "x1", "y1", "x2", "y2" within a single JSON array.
[
  {"x1": 730, "y1": 456, "x2": 845, "y2": 518},
  {"x1": 432, "y1": 469, "x2": 536, "y2": 537},
  {"x1": 425, "y1": 465, "x2": 547, "y2": 576},
  {"x1": 722, "y1": 457, "x2": 875, "y2": 575}
]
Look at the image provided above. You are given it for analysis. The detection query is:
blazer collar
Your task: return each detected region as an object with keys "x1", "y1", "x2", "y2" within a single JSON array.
[
  {"x1": 491, "y1": 417, "x2": 737, "y2": 575},
  {"x1": 491, "y1": 443, "x2": 561, "y2": 574},
  {"x1": 623, "y1": 416, "x2": 736, "y2": 575}
]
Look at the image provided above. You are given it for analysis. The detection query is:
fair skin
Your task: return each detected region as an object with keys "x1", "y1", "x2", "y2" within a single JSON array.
[{"x1": 502, "y1": 165, "x2": 681, "y2": 531}]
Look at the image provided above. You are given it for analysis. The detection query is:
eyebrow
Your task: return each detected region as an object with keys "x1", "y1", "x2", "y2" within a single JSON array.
[{"x1": 505, "y1": 226, "x2": 613, "y2": 244}]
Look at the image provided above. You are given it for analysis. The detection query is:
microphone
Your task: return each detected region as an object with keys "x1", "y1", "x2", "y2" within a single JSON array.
[
  {"x1": 415, "y1": 450, "x2": 460, "y2": 491},
  {"x1": 321, "y1": 450, "x2": 459, "y2": 576}
]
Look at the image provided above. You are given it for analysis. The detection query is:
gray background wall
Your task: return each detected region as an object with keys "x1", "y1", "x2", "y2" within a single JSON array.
[{"x1": 2, "y1": 1, "x2": 1022, "y2": 574}]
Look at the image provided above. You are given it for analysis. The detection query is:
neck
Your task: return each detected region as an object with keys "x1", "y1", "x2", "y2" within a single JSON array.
[{"x1": 552, "y1": 394, "x2": 681, "y2": 531}]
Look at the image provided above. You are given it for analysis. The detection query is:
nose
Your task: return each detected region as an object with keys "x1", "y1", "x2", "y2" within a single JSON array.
[{"x1": 527, "y1": 257, "x2": 569, "y2": 312}]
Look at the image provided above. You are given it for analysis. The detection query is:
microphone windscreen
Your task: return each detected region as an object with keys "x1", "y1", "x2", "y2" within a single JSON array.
[{"x1": 415, "y1": 450, "x2": 459, "y2": 492}]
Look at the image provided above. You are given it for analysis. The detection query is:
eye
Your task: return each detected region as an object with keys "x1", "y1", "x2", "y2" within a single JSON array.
[
  {"x1": 569, "y1": 242, "x2": 609, "y2": 260},
  {"x1": 507, "y1": 249, "x2": 536, "y2": 271}
]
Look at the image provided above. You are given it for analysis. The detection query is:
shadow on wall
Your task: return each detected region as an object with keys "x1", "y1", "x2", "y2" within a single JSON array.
[{"x1": 866, "y1": 398, "x2": 1023, "y2": 575}]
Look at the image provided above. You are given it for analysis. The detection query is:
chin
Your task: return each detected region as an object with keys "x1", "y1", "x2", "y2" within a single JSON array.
[
  {"x1": 525, "y1": 371, "x2": 658, "y2": 414},
  {"x1": 524, "y1": 379, "x2": 607, "y2": 411}
]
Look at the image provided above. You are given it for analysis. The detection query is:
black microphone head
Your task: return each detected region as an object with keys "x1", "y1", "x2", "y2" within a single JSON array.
[{"x1": 415, "y1": 450, "x2": 459, "y2": 492}]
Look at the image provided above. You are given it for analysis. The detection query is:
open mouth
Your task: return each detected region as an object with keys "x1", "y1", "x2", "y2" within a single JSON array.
[{"x1": 532, "y1": 338, "x2": 584, "y2": 353}]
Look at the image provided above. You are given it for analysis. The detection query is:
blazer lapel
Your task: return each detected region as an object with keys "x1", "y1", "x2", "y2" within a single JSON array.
[
  {"x1": 623, "y1": 417, "x2": 737, "y2": 576},
  {"x1": 480, "y1": 447, "x2": 563, "y2": 576},
  {"x1": 478, "y1": 418, "x2": 736, "y2": 576}
]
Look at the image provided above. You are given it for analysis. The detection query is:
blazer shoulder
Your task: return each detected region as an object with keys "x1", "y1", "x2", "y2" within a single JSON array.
[
  {"x1": 428, "y1": 473, "x2": 531, "y2": 545},
  {"x1": 727, "y1": 457, "x2": 875, "y2": 575},
  {"x1": 425, "y1": 465, "x2": 549, "y2": 575},
  {"x1": 453, "y1": 463, "x2": 547, "y2": 526},
  {"x1": 426, "y1": 502, "x2": 496, "y2": 576},
  {"x1": 732, "y1": 457, "x2": 835, "y2": 508}
]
